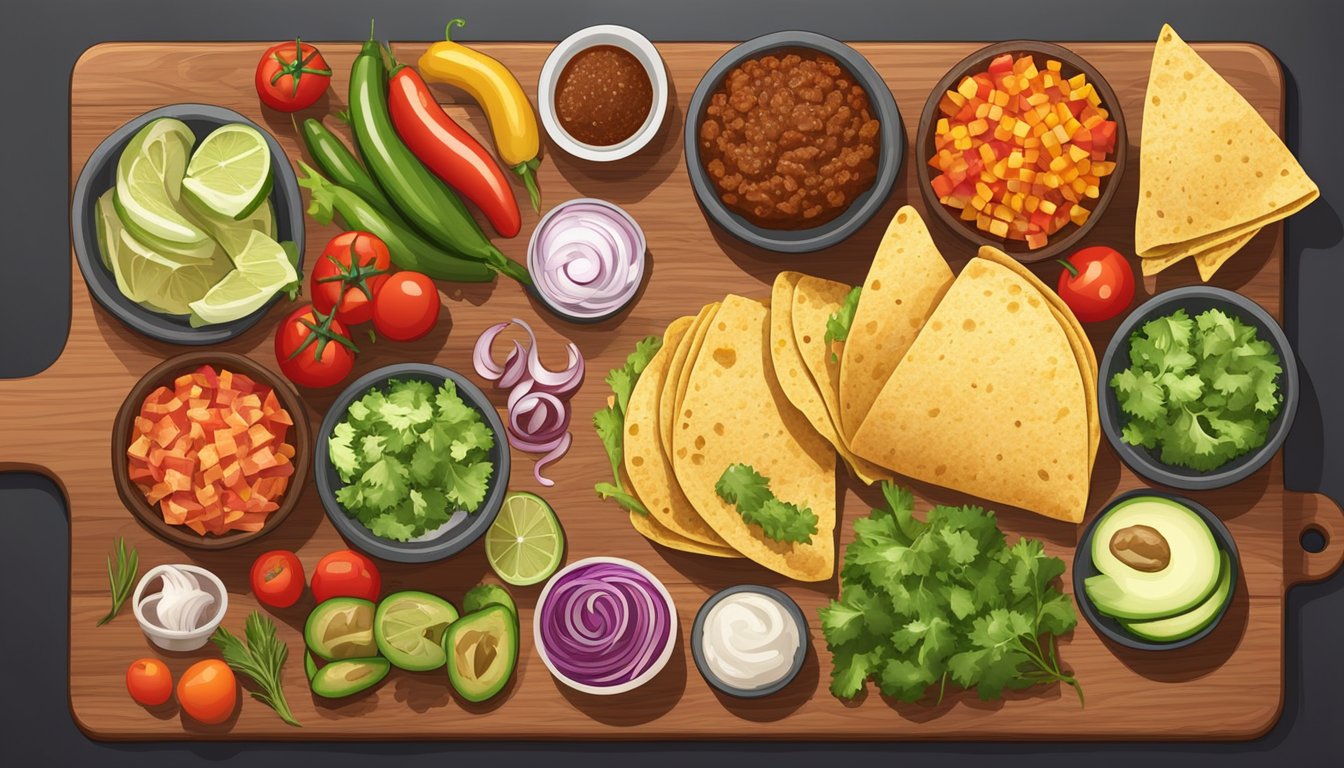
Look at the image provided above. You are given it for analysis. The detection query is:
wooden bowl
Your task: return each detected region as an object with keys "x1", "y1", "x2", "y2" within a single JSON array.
[
  {"x1": 915, "y1": 41, "x2": 1127, "y2": 263},
  {"x1": 112, "y1": 351, "x2": 311, "y2": 550}
]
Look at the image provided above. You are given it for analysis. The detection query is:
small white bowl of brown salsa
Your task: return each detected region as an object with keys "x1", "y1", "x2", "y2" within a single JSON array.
[{"x1": 538, "y1": 25, "x2": 669, "y2": 162}]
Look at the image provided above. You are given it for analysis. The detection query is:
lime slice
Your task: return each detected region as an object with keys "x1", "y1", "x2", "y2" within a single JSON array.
[
  {"x1": 182, "y1": 124, "x2": 273, "y2": 220},
  {"x1": 374, "y1": 591, "x2": 459, "y2": 672},
  {"x1": 117, "y1": 229, "x2": 229, "y2": 313},
  {"x1": 187, "y1": 230, "x2": 296, "y2": 326},
  {"x1": 115, "y1": 118, "x2": 209, "y2": 246},
  {"x1": 486, "y1": 492, "x2": 565, "y2": 586},
  {"x1": 113, "y1": 190, "x2": 217, "y2": 262},
  {"x1": 233, "y1": 230, "x2": 297, "y2": 289},
  {"x1": 188, "y1": 196, "x2": 275, "y2": 258}
]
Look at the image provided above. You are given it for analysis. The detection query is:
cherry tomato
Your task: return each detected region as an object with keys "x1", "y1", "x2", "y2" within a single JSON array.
[
  {"x1": 372, "y1": 272, "x2": 440, "y2": 342},
  {"x1": 177, "y1": 659, "x2": 237, "y2": 725},
  {"x1": 1056, "y1": 246, "x2": 1135, "y2": 323},
  {"x1": 311, "y1": 550, "x2": 381, "y2": 603},
  {"x1": 255, "y1": 40, "x2": 332, "y2": 112},
  {"x1": 250, "y1": 550, "x2": 305, "y2": 609},
  {"x1": 126, "y1": 658, "x2": 173, "y2": 707},
  {"x1": 274, "y1": 305, "x2": 358, "y2": 389},
  {"x1": 311, "y1": 232, "x2": 391, "y2": 326}
]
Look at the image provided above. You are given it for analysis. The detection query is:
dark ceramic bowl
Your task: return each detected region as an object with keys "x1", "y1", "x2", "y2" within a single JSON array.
[
  {"x1": 1099, "y1": 287, "x2": 1298, "y2": 491},
  {"x1": 314, "y1": 363, "x2": 510, "y2": 564},
  {"x1": 112, "y1": 351, "x2": 311, "y2": 550},
  {"x1": 1073, "y1": 490, "x2": 1240, "y2": 651},
  {"x1": 684, "y1": 31, "x2": 904, "y2": 253},
  {"x1": 690, "y1": 584, "x2": 809, "y2": 698},
  {"x1": 915, "y1": 41, "x2": 1126, "y2": 263},
  {"x1": 71, "y1": 104, "x2": 303, "y2": 345}
]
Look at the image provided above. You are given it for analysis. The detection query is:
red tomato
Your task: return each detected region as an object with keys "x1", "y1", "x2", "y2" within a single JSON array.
[
  {"x1": 311, "y1": 232, "x2": 391, "y2": 326},
  {"x1": 372, "y1": 272, "x2": 440, "y2": 342},
  {"x1": 126, "y1": 658, "x2": 173, "y2": 707},
  {"x1": 250, "y1": 550, "x2": 305, "y2": 609},
  {"x1": 1057, "y1": 246, "x2": 1135, "y2": 323},
  {"x1": 177, "y1": 659, "x2": 237, "y2": 725},
  {"x1": 274, "y1": 305, "x2": 357, "y2": 389},
  {"x1": 311, "y1": 550, "x2": 381, "y2": 603},
  {"x1": 255, "y1": 40, "x2": 331, "y2": 112}
]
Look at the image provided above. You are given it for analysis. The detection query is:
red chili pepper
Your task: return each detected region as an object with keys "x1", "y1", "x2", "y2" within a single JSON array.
[{"x1": 386, "y1": 65, "x2": 522, "y2": 238}]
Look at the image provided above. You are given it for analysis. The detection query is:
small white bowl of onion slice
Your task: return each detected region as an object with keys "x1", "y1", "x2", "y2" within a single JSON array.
[{"x1": 132, "y1": 563, "x2": 228, "y2": 652}]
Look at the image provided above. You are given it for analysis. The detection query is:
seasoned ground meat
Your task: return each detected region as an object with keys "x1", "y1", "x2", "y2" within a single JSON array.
[{"x1": 699, "y1": 51, "x2": 880, "y2": 229}]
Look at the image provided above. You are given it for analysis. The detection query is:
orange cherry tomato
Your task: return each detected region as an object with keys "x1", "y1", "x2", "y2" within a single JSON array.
[
  {"x1": 177, "y1": 659, "x2": 237, "y2": 725},
  {"x1": 250, "y1": 549, "x2": 306, "y2": 609},
  {"x1": 126, "y1": 658, "x2": 173, "y2": 707}
]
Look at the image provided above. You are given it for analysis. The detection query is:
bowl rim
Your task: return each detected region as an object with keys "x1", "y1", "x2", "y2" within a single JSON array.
[
  {"x1": 312, "y1": 363, "x2": 510, "y2": 564},
  {"x1": 537, "y1": 24, "x2": 670, "y2": 162},
  {"x1": 1098, "y1": 286, "x2": 1299, "y2": 490},
  {"x1": 913, "y1": 40, "x2": 1127, "y2": 263},
  {"x1": 111, "y1": 351, "x2": 311, "y2": 550},
  {"x1": 532, "y1": 556, "x2": 679, "y2": 696},
  {"x1": 689, "y1": 584, "x2": 809, "y2": 698},
  {"x1": 1072, "y1": 489, "x2": 1241, "y2": 651},
  {"x1": 131, "y1": 563, "x2": 229, "y2": 639},
  {"x1": 525, "y1": 197, "x2": 649, "y2": 324},
  {"x1": 683, "y1": 30, "x2": 904, "y2": 254},
  {"x1": 71, "y1": 103, "x2": 305, "y2": 346}
]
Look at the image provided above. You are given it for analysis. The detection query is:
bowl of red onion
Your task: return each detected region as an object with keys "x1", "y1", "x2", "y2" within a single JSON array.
[
  {"x1": 533, "y1": 556, "x2": 678, "y2": 695},
  {"x1": 526, "y1": 198, "x2": 648, "y2": 324}
]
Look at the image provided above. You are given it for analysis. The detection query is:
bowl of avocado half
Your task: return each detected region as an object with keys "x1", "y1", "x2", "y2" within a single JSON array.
[{"x1": 1073, "y1": 490, "x2": 1240, "y2": 650}]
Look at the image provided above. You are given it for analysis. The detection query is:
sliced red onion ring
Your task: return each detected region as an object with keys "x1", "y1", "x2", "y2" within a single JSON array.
[{"x1": 528, "y1": 199, "x2": 646, "y2": 321}]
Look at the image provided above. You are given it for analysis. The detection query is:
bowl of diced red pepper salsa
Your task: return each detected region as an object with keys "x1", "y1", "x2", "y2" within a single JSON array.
[
  {"x1": 113, "y1": 351, "x2": 311, "y2": 550},
  {"x1": 916, "y1": 41, "x2": 1126, "y2": 262}
]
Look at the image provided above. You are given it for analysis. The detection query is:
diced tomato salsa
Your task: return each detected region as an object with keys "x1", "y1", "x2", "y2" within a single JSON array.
[
  {"x1": 928, "y1": 53, "x2": 1118, "y2": 249},
  {"x1": 128, "y1": 365, "x2": 296, "y2": 536}
]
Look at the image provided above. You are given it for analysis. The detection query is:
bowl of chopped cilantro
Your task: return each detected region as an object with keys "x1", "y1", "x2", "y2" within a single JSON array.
[
  {"x1": 1099, "y1": 287, "x2": 1298, "y2": 490},
  {"x1": 315, "y1": 363, "x2": 509, "y2": 563}
]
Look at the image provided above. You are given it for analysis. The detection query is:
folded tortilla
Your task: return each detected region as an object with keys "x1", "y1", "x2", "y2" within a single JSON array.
[
  {"x1": 625, "y1": 315, "x2": 735, "y2": 549},
  {"x1": 770, "y1": 272, "x2": 890, "y2": 485},
  {"x1": 1135, "y1": 24, "x2": 1317, "y2": 278},
  {"x1": 838, "y1": 206, "x2": 955, "y2": 438},
  {"x1": 672, "y1": 295, "x2": 836, "y2": 581},
  {"x1": 659, "y1": 302, "x2": 718, "y2": 455},
  {"x1": 850, "y1": 255, "x2": 1093, "y2": 523}
]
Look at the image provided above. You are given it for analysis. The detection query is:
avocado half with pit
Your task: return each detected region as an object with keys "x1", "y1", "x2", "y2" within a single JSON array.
[
  {"x1": 1121, "y1": 550, "x2": 1233, "y2": 642},
  {"x1": 374, "y1": 590, "x2": 459, "y2": 672},
  {"x1": 1084, "y1": 496, "x2": 1220, "y2": 621},
  {"x1": 444, "y1": 605, "x2": 518, "y2": 703},
  {"x1": 306, "y1": 597, "x2": 378, "y2": 661}
]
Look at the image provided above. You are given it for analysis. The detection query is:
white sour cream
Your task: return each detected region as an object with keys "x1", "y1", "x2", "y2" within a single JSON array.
[{"x1": 701, "y1": 591, "x2": 800, "y2": 691}]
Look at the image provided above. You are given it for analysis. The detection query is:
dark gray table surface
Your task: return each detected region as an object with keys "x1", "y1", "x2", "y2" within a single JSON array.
[{"x1": 3, "y1": 0, "x2": 1341, "y2": 763}]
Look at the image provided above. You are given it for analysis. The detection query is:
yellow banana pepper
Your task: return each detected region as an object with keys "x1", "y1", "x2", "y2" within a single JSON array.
[{"x1": 418, "y1": 18, "x2": 541, "y2": 209}]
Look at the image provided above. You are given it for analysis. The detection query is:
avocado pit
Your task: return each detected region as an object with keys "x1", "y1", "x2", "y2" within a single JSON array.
[{"x1": 1109, "y1": 524, "x2": 1171, "y2": 572}]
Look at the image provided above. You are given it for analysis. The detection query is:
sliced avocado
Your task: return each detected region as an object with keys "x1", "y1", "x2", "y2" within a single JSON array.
[
  {"x1": 1122, "y1": 551, "x2": 1233, "y2": 642},
  {"x1": 1085, "y1": 496, "x2": 1219, "y2": 620},
  {"x1": 445, "y1": 605, "x2": 517, "y2": 703},
  {"x1": 305, "y1": 597, "x2": 377, "y2": 661},
  {"x1": 374, "y1": 590, "x2": 459, "y2": 672},
  {"x1": 310, "y1": 656, "x2": 390, "y2": 699},
  {"x1": 304, "y1": 651, "x2": 319, "y2": 683},
  {"x1": 462, "y1": 583, "x2": 517, "y2": 620}
]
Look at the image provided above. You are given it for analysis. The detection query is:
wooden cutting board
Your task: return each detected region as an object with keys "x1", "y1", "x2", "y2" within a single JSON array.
[{"x1": 2, "y1": 39, "x2": 1339, "y2": 741}]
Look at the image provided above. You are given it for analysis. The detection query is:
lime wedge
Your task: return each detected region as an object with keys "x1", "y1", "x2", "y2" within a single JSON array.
[
  {"x1": 486, "y1": 492, "x2": 565, "y2": 586},
  {"x1": 117, "y1": 228, "x2": 229, "y2": 314},
  {"x1": 188, "y1": 196, "x2": 276, "y2": 259},
  {"x1": 182, "y1": 124, "x2": 273, "y2": 220},
  {"x1": 113, "y1": 190, "x2": 217, "y2": 262},
  {"x1": 233, "y1": 230, "x2": 298, "y2": 290},
  {"x1": 115, "y1": 118, "x2": 209, "y2": 247},
  {"x1": 95, "y1": 191, "x2": 131, "y2": 292}
]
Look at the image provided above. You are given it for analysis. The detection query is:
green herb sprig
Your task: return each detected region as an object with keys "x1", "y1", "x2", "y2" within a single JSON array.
[
  {"x1": 97, "y1": 537, "x2": 138, "y2": 626},
  {"x1": 824, "y1": 286, "x2": 862, "y2": 361},
  {"x1": 715, "y1": 463, "x2": 818, "y2": 544},
  {"x1": 593, "y1": 336, "x2": 662, "y2": 515},
  {"x1": 212, "y1": 612, "x2": 301, "y2": 727}
]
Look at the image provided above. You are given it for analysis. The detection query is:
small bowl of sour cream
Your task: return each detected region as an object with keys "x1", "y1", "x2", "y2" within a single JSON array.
[{"x1": 691, "y1": 585, "x2": 808, "y2": 698}]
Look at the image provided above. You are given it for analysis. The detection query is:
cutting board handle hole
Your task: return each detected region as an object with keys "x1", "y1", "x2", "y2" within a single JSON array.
[{"x1": 1300, "y1": 525, "x2": 1328, "y2": 554}]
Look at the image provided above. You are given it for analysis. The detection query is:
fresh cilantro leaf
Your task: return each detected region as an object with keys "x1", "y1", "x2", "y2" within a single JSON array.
[
  {"x1": 715, "y1": 464, "x2": 817, "y2": 544},
  {"x1": 442, "y1": 460, "x2": 493, "y2": 511},
  {"x1": 592, "y1": 338, "x2": 662, "y2": 514},
  {"x1": 819, "y1": 600, "x2": 867, "y2": 646},
  {"x1": 829, "y1": 647, "x2": 877, "y2": 699},
  {"x1": 595, "y1": 481, "x2": 649, "y2": 515},
  {"x1": 328, "y1": 422, "x2": 359, "y2": 480},
  {"x1": 714, "y1": 464, "x2": 774, "y2": 513},
  {"x1": 824, "y1": 286, "x2": 862, "y2": 360}
]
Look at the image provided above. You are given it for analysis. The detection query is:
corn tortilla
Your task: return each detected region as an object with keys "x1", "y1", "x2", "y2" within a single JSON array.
[
  {"x1": 838, "y1": 206, "x2": 954, "y2": 438},
  {"x1": 672, "y1": 295, "x2": 836, "y2": 582},
  {"x1": 659, "y1": 302, "x2": 717, "y2": 455},
  {"x1": 790, "y1": 275, "x2": 853, "y2": 447}
]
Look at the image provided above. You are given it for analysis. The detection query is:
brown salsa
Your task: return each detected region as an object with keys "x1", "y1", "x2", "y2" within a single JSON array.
[
  {"x1": 699, "y1": 51, "x2": 880, "y2": 229},
  {"x1": 555, "y1": 45, "x2": 653, "y2": 147}
]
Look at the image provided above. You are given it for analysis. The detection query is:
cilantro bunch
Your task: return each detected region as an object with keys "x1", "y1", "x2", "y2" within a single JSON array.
[
  {"x1": 1110, "y1": 308, "x2": 1282, "y2": 471},
  {"x1": 329, "y1": 378, "x2": 495, "y2": 541},
  {"x1": 824, "y1": 286, "x2": 861, "y2": 361},
  {"x1": 593, "y1": 336, "x2": 662, "y2": 514},
  {"x1": 715, "y1": 464, "x2": 818, "y2": 543},
  {"x1": 820, "y1": 484, "x2": 1082, "y2": 705}
]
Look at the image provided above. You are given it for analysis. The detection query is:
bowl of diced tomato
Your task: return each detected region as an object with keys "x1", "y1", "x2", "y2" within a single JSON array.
[
  {"x1": 113, "y1": 351, "x2": 311, "y2": 550},
  {"x1": 916, "y1": 41, "x2": 1126, "y2": 262}
]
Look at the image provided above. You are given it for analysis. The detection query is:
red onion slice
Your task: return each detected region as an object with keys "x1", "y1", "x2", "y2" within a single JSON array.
[
  {"x1": 527, "y1": 199, "x2": 646, "y2": 320},
  {"x1": 472, "y1": 322, "x2": 512, "y2": 381}
]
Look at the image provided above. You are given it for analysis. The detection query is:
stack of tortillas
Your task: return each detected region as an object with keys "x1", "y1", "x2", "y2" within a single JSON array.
[{"x1": 1136, "y1": 24, "x2": 1317, "y2": 280}]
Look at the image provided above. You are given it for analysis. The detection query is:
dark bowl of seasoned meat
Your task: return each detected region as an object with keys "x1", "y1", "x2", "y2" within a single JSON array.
[{"x1": 685, "y1": 31, "x2": 904, "y2": 254}]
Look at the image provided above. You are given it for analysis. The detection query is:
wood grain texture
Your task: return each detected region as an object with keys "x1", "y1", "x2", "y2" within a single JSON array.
[{"x1": 1, "y1": 40, "x2": 1338, "y2": 741}]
